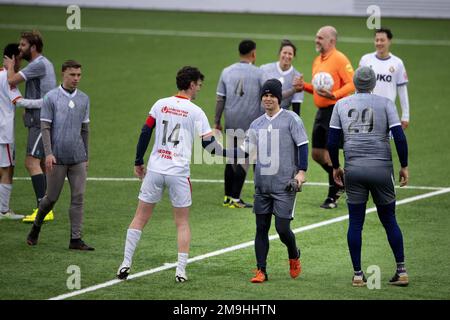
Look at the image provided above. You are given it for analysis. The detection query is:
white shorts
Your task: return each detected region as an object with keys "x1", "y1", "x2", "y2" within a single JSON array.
[
  {"x1": 138, "y1": 171, "x2": 192, "y2": 208},
  {"x1": 0, "y1": 144, "x2": 15, "y2": 167}
]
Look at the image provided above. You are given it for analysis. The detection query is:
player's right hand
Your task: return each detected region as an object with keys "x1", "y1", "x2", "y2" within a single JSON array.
[
  {"x1": 134, "y1": 165, "x2": 146, "y2": 180},
  {"x1": 45, "y1": 155, "x2": 56, "y2": 172},
  {"x1": 214, "y1": 123, "x2": 223, "y2": 131}
]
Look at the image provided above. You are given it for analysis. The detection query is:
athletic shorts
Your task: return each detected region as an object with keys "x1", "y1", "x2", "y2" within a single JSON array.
[
  {"x1": 312, "y1": 105, "x2": 336, "y2": 149},
  {"x1": 138, "y1": 171, "x2": 192, "y2": 208},
  {"x1": 254, "y1": 190, "x2": 297, "y2": 220},
  {"x1": 0, "y1": 143, "x2": 15, "y2": 167},
  {"x1": 26, "y1": 126, "x2": 45, "y2": 159},
  {"x1": 344, "y1": 165, "x2": 396, "y2": 205}
]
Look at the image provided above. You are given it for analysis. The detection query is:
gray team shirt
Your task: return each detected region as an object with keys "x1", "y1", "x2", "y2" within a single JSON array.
[
  {"x1": 19, "y1": 55, "x2": 56, "y2": 128},
  {"x1": 329, "y1": 93, "x2": 401, "y2": 167},
  {"x1": 246, "y1": 109, "x2": 309, "y2": 193},
  {"x1": 40, "y1": 86, "x2": 90, "y2": 165},
  {"x1": 216, "y1": 62, "x2": 266, "y2": 131},
  {"x1": 260, "y1": 62, "x2": 304, "y2": 109}
]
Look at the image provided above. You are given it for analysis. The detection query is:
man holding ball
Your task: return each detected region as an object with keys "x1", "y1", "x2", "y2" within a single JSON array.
[{"x1": 299, "y1": 26, "x2": 355, "y2": 209}]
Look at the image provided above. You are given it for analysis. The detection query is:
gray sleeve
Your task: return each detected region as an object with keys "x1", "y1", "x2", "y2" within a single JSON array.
[
  {"x1": 40, "y1": 94, "x2": 53, "y2": 122},
  {"x1": 19, "y1": 60, "x2": 45, "y2": 81},
  {"x1": 242, "y1": 126, "x2": 258, "y2": 157},
  {"x1": 83, "y1": 97, "x2": 90, "y2": 123},
  {"x1": 216, "y1": 72, "x2": 226, "y2": 96},
  {"x1": 41, "y1": 121, "x2": 53, "y2": 156},
  {"x1": 386, "y1": 99, "x2": 401, "y2": 128},
  {"x1": 214, "y1": 95, "x2": 225, "y2": 125},
  {"x1": 290, "y1": 114, "x2": 309, "y2": 146},
  {"x1": 81, "y1": 122, "x2": 89, "y2": 158},
  {"x1": 329, "y1": 103, "x2": 342, "y2": 129}
]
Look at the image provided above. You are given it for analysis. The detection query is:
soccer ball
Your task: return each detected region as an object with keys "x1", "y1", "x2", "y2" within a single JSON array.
[{"x1": 312, "y1": 72, "x2": 334, "y2": 91}]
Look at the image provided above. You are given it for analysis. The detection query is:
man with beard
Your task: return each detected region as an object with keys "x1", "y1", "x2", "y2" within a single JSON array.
[{"x1": 4, "y1": 30, "x2": 57, "y2": 222}]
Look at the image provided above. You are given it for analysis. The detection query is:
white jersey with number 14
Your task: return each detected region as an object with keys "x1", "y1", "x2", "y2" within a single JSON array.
[{"x1": 147, "y1": 95, "x2": 212, "y2": 177}]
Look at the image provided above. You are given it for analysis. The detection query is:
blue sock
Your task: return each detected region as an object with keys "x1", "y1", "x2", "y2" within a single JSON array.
[
  {"x1": 347, "y1": 203, "x2": 367, "y2": 272},
  {"x1": 376, "y1": 202, "x2": 405, "y2": 264}
]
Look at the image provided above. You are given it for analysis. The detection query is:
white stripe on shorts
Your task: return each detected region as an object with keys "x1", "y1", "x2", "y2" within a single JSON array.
[{"x1": 31, "y1": 133, "x2": 42, "y2": 156}]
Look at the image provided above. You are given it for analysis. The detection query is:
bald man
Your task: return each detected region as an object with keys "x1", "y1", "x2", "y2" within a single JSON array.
[{"x1": 301, "y1": 26, "x2": 355, "y2": 209}]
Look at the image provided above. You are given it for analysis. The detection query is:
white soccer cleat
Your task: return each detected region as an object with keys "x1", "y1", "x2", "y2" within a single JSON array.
[
  {"x1": 0, "y1": 210, "x2": 25, "y2": 220},
  {"x1": 117, "y1": 264, "x2": 131, "y2": 280},
  {"x1": 175, "y1": 269, "x2": 188, "y2": 283}
]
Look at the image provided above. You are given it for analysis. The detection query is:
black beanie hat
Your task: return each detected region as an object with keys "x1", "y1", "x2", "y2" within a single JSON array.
[{"x1": 261, "y1": 79, "x2": 282, "y2": 104}]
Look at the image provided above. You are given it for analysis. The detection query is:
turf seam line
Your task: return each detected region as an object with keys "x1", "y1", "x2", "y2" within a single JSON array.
[
  {"x1": 12, "y1": 177, "x2": 446, "y2": 190},
  {"x1": 1, "y1": 24, "x2": 450, "y2": 46}
]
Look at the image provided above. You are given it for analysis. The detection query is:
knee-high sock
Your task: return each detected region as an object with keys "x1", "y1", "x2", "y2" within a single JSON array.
[
  {"x1": 275, "y1": 216, "x2": 299, "y2": 259},
  {"x1": 123, "y1": 228, "x2": 142, "y2": 266},
  {"x1": 320, "y1": 163, "x2": 338, "y2": 200},
  {"x1": 224, "y1": 164, "x2": 234, "y2": 197},
  {"x1": 347, "y1": 203, "x2": 367, "y2": 271},
  {"x1": 0, "y1": 184, "x2": 12, "y2": 212},
  {"x1": 255, "y1": 214, "x2": 272, "y2": 270},
  {"x1": 377, "y1": 202, "x2": 405, "y2": 263},
  {"x1": 230, "y1": 164, "x2": 247, "y2": 199},
  {"x1": 31, "y1": 174, "x2": 46, "y2": 207}
]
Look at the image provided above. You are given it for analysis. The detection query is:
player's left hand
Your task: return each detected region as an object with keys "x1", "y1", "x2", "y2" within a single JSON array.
[
  {"x1": 316, "y1": 88, "x2": 335, "y2": 100},
  {"x1": 333, "y1": 167, "x2": 344, "y2": 187},
  {"x1": 285, "y1": 179, "x2": 301, "y2": 192},
  {"x1": 134, "y1": 165, "x2": 146, "y2": 180},
  {"x1": 401, "y1": 121, "x2": 409, "y2": 129},
  {"x1": 399, "y1": 167, "x2": 409, "y2": 187}
]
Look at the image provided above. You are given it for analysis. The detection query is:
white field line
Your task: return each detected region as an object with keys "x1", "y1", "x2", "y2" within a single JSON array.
[
  {"x1": 1, "y1": 24, "x2": 450, "y2": 46},
  {"x1": 48, "y1": 187, "x2": 450, "y2": 300},
  {"x1": 12, "y1": 176, "x2": 446, "y2": 191}
]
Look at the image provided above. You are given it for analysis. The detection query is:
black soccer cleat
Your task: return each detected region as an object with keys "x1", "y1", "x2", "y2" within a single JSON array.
[
  {"x1": 69, "y1": 238, "x2": 95, "y2": 251},
  {"x1": 320, "y1": 197, "x2": 338, "y2": 209},
  {"x1": 27, "y1": 224, "x2": 41, "y2": 246},
  {"x1": 117, "y1": 266, "x2": 131, "y2": 280},
  {"x1": 389, "y1": 272, "x2": 409, "y2": 286}
]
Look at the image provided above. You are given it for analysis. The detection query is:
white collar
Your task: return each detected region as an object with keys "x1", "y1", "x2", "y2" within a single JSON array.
[
  {"x1": 265, "y1": 108, "x2": 283, "y2": 121},
  {"x1": 58, "y1": 85, "x2": 78, "y2": 98},
  {"x1": 276, "y1": 62, "x2": 293, "y2": 76}
]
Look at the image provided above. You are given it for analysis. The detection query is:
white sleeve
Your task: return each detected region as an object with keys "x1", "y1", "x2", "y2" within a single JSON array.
[
  {"x1": 15, "y1": 98, "x2": 43, "y2": 109},
  {"x1": 358, "y1": 55, "x2": 367, "y2": 67},
  {"x1": 196, "y1": 110, "x2": 212, "y2": 137},
  {"x1": 396, "y1": 61, "x2": 409, "y2": 86},
  {"x1": 398, "y1": 84, "x2": 410, "y2": 122}
]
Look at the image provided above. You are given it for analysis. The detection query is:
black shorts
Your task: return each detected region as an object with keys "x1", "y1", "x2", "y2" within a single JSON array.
[
  {"x1": 254, "y1": 191, "x2": 297, "y2": 220},
  {"x1": 312, "y1": 105, "x2": 335, "y2": 149},
  {"x1": 26, "y1": 126, "x2": 45, "y2": 159}
]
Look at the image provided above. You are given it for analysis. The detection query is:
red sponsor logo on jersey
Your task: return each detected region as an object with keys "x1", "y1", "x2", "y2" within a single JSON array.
[
  {"x1": 161, "y1": 106, "x2": 188, "y2": 117},
  {"x1": 158, "y1": 149, "x2": 173, "y2": 159}
]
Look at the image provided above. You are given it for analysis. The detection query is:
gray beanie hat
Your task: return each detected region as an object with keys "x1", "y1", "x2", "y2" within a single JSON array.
[
  {"x1": 353, "y1": 66, "x2": 376, "y2": 92},
  {"x1": 261, "y1": 79, "x2": 282, "y2": 103}
]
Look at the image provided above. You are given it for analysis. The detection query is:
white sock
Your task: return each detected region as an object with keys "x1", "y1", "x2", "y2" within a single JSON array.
[
  {"x1": 123, "y1": 228, "x2": 142, "y2": 267},
  {"x1": 176, "y1": 252, "x2": 189, "y2": 274},
  {"x1": 0, "y1": 184, "x2": 12, "y2": 213}
]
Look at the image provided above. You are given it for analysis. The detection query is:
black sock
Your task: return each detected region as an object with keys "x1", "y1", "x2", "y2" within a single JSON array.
[
  {"x1": 224, "y1": 164, "x2": 234, "y2": 197},
  {"x1": 320, "y1": 163, "x2": 337, "y2": 200},
  {"x1": 396, "y1": 262, "x2": 406, "y2": 273},
  {"x1": 230, "y1": 165, "x2": 247, "y2": 199},
  {"x1": 31, "y1": 174, "x2": 46, "y2": 207}
]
